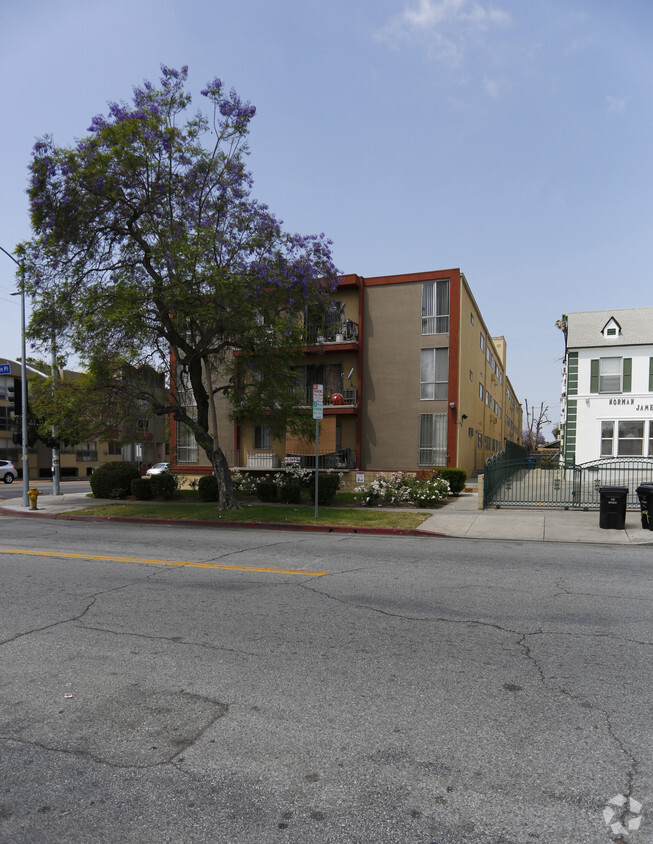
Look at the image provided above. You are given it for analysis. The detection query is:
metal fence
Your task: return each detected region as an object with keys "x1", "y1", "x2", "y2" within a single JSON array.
[{"x1": 483, "y1": 451, "x2": 653, "y2": 510}]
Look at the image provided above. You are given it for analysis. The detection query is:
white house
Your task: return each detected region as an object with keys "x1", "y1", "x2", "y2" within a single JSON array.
[{"x1": 561, "y1": 308, "x2": 653, "y2": 465}]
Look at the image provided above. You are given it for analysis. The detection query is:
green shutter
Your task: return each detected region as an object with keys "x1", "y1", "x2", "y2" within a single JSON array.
[
  {"x1": 590, "y1": 359, "x2": 599, "y2": 393},
  {"x1": 649, "y1": 358, "x2": 653, "y2": 392},
  {"x1": 623, "y1": 358, "x2": 632, "y2": 392}
]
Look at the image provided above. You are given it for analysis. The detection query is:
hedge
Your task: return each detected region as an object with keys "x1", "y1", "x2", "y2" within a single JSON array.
[{"x1": 90, "y1": 461, "x2": 141, "y2": 499}]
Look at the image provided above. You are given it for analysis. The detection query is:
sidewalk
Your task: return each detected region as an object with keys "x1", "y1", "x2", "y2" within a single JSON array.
[{"x1": 2, "y1": 486, "x2": 652, "y2": 545}]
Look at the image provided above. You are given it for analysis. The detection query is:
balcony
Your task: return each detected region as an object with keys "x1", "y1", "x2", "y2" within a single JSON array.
[
  {"x1": 297, "y1": 387, "x2": 358, "y2": 407},
  {"x1": 305, "y1": 320, "x2": 358, "y2": 346}
]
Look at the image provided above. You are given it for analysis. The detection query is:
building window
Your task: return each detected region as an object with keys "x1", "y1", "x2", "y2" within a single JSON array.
[
  {"x1": 469, "y1": 370, "x2": 473, "y2": 381},
  {"x1": 479, "y1": 383, "x2": 484, "y2": 400},
  {"x1": 480, "y1": 334, "x2": 485, "y2": 351},
  {"x1": 591, "y1": 357, "x2": 632, "y2": 393},
  {"x1": 107, "y1": 441, "x2": 122, "y2": 456},
  {"x1": 618, "y1": 421, "x2": 644, "y2": 456},
  {"x1": 418, "y1": 413, "x2": 447, "y2": 465},
  {"x1": 176, "y1": 420, "x2": 199, "y2": 463},
  {"x1": 420, "y1": 348, "x2": 449, "y2": 400},
  {"x1": 254, "y1": 424, "x2": 271, "y2": 450},
  {"x1": 649, "y1": 422, "x2": 653, "y2": 456},
  {"x1": 600, "y1": 357, "x2": 622, "y2": 393},
  {"x1": 421, "y1": 280, "x2": 449, "y2": 334},
  {"x1": 601, "y1": 421, "x2": 614, "y2": 456},
  {"x1": 470, "y1": 313, "x2": 474, "y2": 325}
]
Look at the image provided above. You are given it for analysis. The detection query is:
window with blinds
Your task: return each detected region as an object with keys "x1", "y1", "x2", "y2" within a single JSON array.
[{"x1": 421, "y1": 280, "x2": 450, "y2": 335}]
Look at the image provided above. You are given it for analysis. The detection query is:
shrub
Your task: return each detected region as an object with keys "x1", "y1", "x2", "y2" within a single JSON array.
[
  {"x1": 429, "y1": 467, "x2": 466, "y2": 495},
  {"x1": 149, "y1": 472, "x2": 178, "y2": 500},
  {"x1": 308, "y1": 471, "x2": 341, "y2": 505},
  {"x1": 355, "y1": 471, "x2": 450, "y2": 507},
  {"x1": 131, "y1": 477, "x2": 153, "y2": 500},
  {"x1": 230, "y1": 470, "x2": 258, "y2": 496},
  {"x1": 198, "y1": 474, "x2": 219, "y2": 502},
  {"x1": 354, "y1": 472, "x2": 413, "y2": 506},
  {"x1": 90, "y1": 461, "x2": 141, "y2": 499},
  {"x1": 256, "y1": 476, "x2": 278, "y2": 502},
  {"x1": 407, "y1": 475, "x2": 450, "y2": 507},
  {"x1": 278, "y1": 477, "x2": 301, "y2": 504}
]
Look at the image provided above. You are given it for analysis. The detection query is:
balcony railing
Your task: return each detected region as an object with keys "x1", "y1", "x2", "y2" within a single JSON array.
[
  {"x1": 297, "y1": 387, "x2": 358, "y2": 407},
  {"x1": 305, "y1": 320, "x2": 358, "y2": 345},
  {"x1": 76, "y1": 450, "x2": 99, "y2": 462},
  {"x1": 285, "y1": 448, "x2": 356, "y2": 470}
]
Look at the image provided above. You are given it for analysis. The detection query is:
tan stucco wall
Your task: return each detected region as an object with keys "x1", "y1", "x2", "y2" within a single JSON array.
[{"x1": 362, "y1": 281, "x2": 449, "y2": 470}]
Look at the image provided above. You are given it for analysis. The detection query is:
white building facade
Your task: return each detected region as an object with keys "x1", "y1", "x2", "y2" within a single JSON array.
[{"x1": 561, "y1": 308, "x2": 653, "y2": 465}]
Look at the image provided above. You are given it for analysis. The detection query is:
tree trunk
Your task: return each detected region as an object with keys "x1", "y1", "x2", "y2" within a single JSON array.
[{"x1": 212, "y1": 447, "x2": 239, "y2": 510}]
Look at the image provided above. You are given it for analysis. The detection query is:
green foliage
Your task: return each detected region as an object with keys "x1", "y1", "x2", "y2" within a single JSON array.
[
  {"x1": 131, "y1": 477, "x2": 153, "y2": 500},
  {"x1": 278, "y1": 477, "x2": 301, "y2": 504},
  {"x1": 408, "y1": 475, "x2": 451, "y2": 507},
  {"x1": 308, "y1": 472, "x2": 341, "y2": 505},
  {"x1": 230, "y1": 470, "x2": 258, "y2": 496},
  {"x1": 21, "y1": 66, "x2": 338, "y2": 511},
  {"x1": 198, "y1": 474, "x2": 220, "y2": 502},
  {"x1": 90, "y1": 461, "x2": 141, "y2": 499},
  {"x1": 355, "y1": 471, "x2": 450, "y2": 507},
  {"x1": 256, "y1": 477, "x2": 278, "y2": 503},
  {"x1": 149, "y1": 472, "x2": 178, "y2": 500},
  {"x1": 429, "y1": 467, "x2": 466, "y2": 495}
]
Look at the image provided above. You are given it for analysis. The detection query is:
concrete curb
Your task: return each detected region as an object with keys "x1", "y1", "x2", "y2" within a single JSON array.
[{"x1": 0, "y1": 506, "x2": 445, "y2": 537}]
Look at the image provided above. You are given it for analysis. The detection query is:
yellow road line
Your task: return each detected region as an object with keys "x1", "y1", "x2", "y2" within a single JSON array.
[{"x1": 0, "y1": 548, "x2": 327, "y2": 577}]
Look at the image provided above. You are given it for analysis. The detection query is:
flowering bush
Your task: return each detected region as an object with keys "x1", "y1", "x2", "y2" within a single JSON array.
[
  {"x1": 230, "y1": 470, "x2": 258, "y2": 496},
  {"x1": 408, "y1": 475, "x2": 450, "y2": 507},
  {"x1": 355, "y1": 472, "x2": 450, "y2": 507},
  {"x1": 354, "y1": 473, "x2": 413, "y2": 506}
]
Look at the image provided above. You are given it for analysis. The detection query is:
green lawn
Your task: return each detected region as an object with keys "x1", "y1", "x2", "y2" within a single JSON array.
[{"x1": 72, "y1": 499, "x2": 433, "y2": 530}]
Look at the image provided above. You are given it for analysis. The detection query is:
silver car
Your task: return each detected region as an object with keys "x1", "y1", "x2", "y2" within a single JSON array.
[
  {"x1": 145, "y1": 462, "x2": 170, "y2": 476},
  {"x1": 0, "y1": 460, "x2": 18, "y2": 484}
]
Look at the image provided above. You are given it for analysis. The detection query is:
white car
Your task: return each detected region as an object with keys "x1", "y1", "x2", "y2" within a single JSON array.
[
  {"x1": 0, "y1": 460, "x2": 18, "y2": 484},
  {"x1": 145, "y1": 462, "x2": 170, "y2": 476}
]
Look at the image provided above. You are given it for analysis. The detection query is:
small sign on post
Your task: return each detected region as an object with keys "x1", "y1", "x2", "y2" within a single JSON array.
[{"x1": 312, "y1": 384, "x2": 323, "y2": 519}]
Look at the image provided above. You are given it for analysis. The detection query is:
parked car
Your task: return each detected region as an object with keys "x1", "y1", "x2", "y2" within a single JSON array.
[
  {"x1": 0, "y1": 460, "x2": 18, "y2": 484},
  {"x1": 145, "y1": 462, "x2": 170, "y2": 476}
]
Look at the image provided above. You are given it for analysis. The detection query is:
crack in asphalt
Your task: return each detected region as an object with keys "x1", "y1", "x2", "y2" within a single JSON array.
[
  {"x1": 75, "y1": 623, "x2": 261, "y2": 657},
  {"x1": 0, "y1": 697, "x2": 229, "y2": 771},
  {"x1": 0, "y1": 596, "x2": 98, "y2": 647}
]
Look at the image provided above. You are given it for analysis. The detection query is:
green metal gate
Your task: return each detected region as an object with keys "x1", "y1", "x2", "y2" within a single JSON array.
[{"x1": 483, "y1": 453, "x2": 653, "y2": 510}]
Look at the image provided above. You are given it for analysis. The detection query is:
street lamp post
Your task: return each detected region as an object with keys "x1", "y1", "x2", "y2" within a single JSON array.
[{"x1": 1, "y1": 245, "x2": 30, "y2": 507}]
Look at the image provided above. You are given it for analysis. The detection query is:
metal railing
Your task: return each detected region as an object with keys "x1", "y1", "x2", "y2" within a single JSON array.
[
  {"x1": 305, "y1": 320, "x2": 358, "y2": 345},
  {"x1": 297, "y1": 387, "x2": 358, "y2": 406},
  {"x1": 484, "y1": 452, "x2": 653, "y2": 509},
  {"x1": 285, "y1": 448, "x2": 356, "y2": 470}
]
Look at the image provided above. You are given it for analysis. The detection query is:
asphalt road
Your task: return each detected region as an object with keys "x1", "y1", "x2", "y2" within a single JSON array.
[
  {"x1": 0, "y1": 516, "x2": 650, "y2": 843},
  {"x1": 0, "y1": 478, "x2": 92, "y2": 500}
]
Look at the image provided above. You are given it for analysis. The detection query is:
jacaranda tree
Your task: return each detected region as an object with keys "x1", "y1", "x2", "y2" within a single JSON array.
[{"x1": 19, "y1": 65, "x2": 338, "y2": 509}]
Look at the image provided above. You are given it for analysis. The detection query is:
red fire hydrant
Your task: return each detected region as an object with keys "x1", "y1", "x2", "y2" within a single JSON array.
[{"x1": 29, "y1": 488, "x2": 41, "y2": 511}]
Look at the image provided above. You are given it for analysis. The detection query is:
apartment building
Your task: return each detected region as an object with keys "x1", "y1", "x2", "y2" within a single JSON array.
[
  {"x1": 561, "y1": 308, "x2": 653, "y2": 464},
  {"x1": 0, "y1": 358, "x2": 168, "y2": 478},
  {"x1": 172, "y1": 268, "x2": 522, "y2": 479}
]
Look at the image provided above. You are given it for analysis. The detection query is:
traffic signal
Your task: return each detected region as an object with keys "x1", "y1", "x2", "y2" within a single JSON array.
[{"x1": 7, "y1": 379, "x2": 22, "y2": 417}]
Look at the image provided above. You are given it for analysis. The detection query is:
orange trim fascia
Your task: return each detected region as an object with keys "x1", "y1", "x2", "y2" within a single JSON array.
[
  {"x1": 356, "y1": 275, "x2": 364, "y2": 468},
  {"x1": 447, "y1": 271, "x2": 461, "y2": 467},
  {"x1": 363, "y1": 268, "x2": 460, "y2": 288}
]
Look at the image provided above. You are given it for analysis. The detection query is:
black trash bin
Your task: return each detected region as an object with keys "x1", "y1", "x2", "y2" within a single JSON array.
[
  {"x1": 635, "y1": 483, "x2": 653, "y2": 530},
  {"x1": 598, "y1": 486, "x2": 628, "y2": 530}
]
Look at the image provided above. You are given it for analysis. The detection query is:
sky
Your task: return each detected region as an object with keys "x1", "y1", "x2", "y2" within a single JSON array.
[{"x1": 2, "y1": 0, "x2": 652, "y2": 438}]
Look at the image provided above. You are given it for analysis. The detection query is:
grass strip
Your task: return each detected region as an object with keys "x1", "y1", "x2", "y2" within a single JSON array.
[{"x1": 69, "y1": 501, "x2": 433, "y2": 529}]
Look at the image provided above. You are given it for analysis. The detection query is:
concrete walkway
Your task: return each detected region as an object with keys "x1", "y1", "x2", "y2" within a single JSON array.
[{"x1": 2, "y1": 484, "x2": 652, "y2": 545}]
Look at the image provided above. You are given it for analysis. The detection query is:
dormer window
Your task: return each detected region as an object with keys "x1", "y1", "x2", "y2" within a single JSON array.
[{"x1": 601, "y1": 317, "x2": 622, "y2": 339}]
